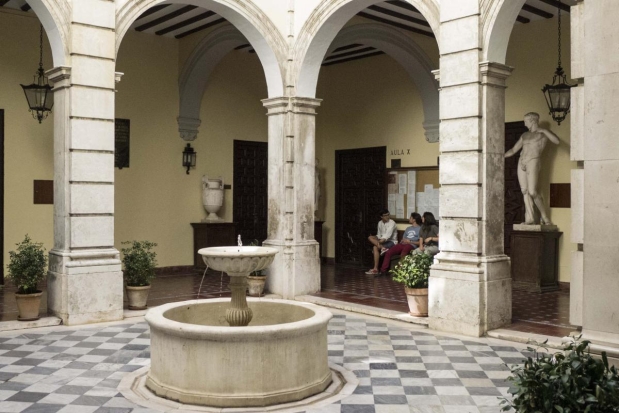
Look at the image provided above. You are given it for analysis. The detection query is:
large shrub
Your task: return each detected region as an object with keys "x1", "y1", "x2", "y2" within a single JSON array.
[
  {"x1": 121, "y1": 240, "x2": 158, "y2": 287},
  {"x1": 7, "y1": 235, "x2": 47, "y2": 294},
  {"x1": 389, "y1": 252, "x2": 432, "y2": 289},
  {"x1": 501, "y1": 337, "x2": 619, "y2": 413}
]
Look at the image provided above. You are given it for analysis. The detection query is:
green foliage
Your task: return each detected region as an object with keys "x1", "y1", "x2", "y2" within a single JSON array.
[
  {"x1": 389, "y1": 252, "x2": 432, "y2": 289},
  {"x1": 7, "y1": 235, "x2": 47, "y2": 294},
  {"x1": 121, "y1": 241, "x2": 158, "y2": 287},
  {"x1": 248, "y1": 239, "x2": 263, "y2": 277},
  {"x1": 501, "y1": 336, "x2": 619, "y2": 413}
]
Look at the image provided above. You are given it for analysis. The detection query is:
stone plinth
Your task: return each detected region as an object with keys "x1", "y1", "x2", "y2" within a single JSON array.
[{"x1": 513, "y1": 224, "x2": 558, "y2": 232}]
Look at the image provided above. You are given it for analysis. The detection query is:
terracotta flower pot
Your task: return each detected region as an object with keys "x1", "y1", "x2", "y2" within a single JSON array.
[
  {"x1": 126, "y1": 285, "x2": 151, "y2": 310},
  {"x1": 247, "y1": 275, "x2": 267, "y2": 297},
  {"x1": 15, "y1": 291, "x2": 43, "y2": 321},
  {"x1": 404, "y1": 287, "x2": 428, "y2": 317}
]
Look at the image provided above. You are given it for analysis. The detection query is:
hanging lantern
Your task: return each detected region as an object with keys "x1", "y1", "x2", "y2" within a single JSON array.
[
  {"x1": 541, "y1": 0, "x2": 574, "y2": 125},
  {"x1": 20, "y1": 25, "x2": 53, "y2": 123},
  {"x1": 182, "y1": 143, "x2": 197, "y2": 174}
]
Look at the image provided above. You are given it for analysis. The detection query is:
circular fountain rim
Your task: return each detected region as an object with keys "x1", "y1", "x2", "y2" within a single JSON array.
[
  {"x1": 145, "y1": 298, "x2": 333, "y2": 341},
  {"x1": 197, "y1": 246, "x2": 279, "y2": 258}
]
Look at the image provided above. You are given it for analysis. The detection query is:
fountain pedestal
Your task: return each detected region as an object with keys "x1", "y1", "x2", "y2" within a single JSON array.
[{"x1": 226, "y1": 273, "x2": 253, "y2": 326}]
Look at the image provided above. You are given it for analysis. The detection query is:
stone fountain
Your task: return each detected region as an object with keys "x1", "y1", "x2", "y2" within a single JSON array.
[{"x1": 144, "y1": 246, "x2": 333, "y2": 408}]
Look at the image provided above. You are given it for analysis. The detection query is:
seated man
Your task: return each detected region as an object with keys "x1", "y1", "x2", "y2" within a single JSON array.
[
  {"x1": 366, "y1": 209, "x2": 398, "y2": 275},
  {"x1": 379, "y1": 212, "x2": 422, "y2": 276}
]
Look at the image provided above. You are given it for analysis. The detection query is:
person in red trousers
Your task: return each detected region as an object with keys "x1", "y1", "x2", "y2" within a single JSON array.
[{"x1": 378, "y1": 212, "x2": 422, "y2": 276}]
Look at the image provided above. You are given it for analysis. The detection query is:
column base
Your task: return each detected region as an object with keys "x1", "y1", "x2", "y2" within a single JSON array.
[
  {"x1": 47, "y1": 249, "x2": 124, "y2": 325},
  {"x1": 428, "y1": 253, "x2": 512, "y2": 337},
  {"x1": 262, "y1": 240, "x2": 320, "y2": 299},
  {"x1": 582, "y1": 329, "x2": 619, "y2": 347}
]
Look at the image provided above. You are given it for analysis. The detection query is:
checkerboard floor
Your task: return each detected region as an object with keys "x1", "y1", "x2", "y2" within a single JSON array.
[{"x1": 0, "y1": 312, "x2": 528, "y2": 413}]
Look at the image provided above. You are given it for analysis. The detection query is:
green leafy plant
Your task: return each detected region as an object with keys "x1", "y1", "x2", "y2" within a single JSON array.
[
  {"x1": 248, "y1": 239, "x2": 264, "y2": 277},
  {"x1": 501, "y1": 336, "x2": 619, "y2": 413},
  {"x1": 7, "y1": 235, "x2": 47, "y2": 294},
  {"x1": 121, "y1": 241, "x2": 158, "y2": 287},
  {"x1": 389, "y1": 253, "x2": 432, "y2": 289}
]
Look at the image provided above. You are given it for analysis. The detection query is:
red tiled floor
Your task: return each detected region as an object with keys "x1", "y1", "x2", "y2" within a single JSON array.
[{"x1": 0, "y1": 264, "x2": 578, "y2": 337}]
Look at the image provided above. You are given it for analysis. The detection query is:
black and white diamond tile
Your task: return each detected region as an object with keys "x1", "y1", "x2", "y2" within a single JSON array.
[{"x1": 0, "y1": 313, "x2": 526, "y2": 412}]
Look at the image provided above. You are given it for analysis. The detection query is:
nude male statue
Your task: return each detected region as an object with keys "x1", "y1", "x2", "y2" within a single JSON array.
[{"x1": 505, "y1": 112, "x2": 560, "y2": 225}]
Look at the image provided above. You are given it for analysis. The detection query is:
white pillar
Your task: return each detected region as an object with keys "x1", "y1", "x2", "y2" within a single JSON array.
[
  {"x1": 262, "y1": 97, "x2": 321, "y2": 299},
  {"x1": 577, "y1": 0, "x2": 619, "y2": 345},
  {"x1": 46, "y1": 0, "x2": 122, "y2": 325},
  {"x1": 428, "y1": 2, "x2": 513, "y2": 336}
]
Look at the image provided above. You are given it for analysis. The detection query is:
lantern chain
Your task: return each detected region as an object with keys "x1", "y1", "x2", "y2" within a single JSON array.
[{"x1": 557, "y1": 1, "x2": 562, "y2": 69}]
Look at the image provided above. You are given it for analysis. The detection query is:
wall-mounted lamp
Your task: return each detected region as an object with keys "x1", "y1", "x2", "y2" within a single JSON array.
[
  {"x1": 182, "y1": 143, "x2": 196, "y2": 174},
  {"x1": 21, "y1": 25, "x2": 53, "y2": 123}
]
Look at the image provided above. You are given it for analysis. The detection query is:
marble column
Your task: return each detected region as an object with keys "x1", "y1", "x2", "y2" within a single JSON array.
[
  {"x1": 429, "y1": 24, "x2": 513, "y2": 335},
  {"x1": 46, "y1": 0, "x2": 123, "y2": 325},
  {"x1": 262, "y1": 97, "x2": 321, "y2": 299}
]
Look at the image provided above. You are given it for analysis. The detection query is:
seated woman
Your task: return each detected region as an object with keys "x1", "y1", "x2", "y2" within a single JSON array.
[
  {"x1": 378, "y1": 212, "x2": 422, "y2": 275},
  {"x1": 414, "y1": 211, "x2": 439, "y2": 257}
]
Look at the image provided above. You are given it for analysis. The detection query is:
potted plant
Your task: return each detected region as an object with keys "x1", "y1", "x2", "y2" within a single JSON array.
[
  {"x1": 7, "y1": 235, "x2": 47, "y2": 321},
  {"x1": 247, "y1": 239, "x2": 267, "y2": 297},
  {"x1": 390, "y1": 253, "x2": 432, "y2": 317},
  {"x1": 501, "y1": 336, "x2": 619, "y2": 412},
  {"x1": 121, "y1": 240, "x2": 157, "y2": 310}
]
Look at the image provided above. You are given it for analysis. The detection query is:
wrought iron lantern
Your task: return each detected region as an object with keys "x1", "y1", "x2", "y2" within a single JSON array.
[
  {"x1": 20, "y1": 25, "x2": 53, "y2": 123},
  {"x1": 182, "y1": 143, "x2": 197, "y2": 174},
  {"x1": 541, "y1": 0, "x2": 574, "y2": 125}
]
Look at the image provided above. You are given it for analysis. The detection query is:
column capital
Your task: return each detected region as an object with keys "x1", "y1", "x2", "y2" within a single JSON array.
[
  {"x1": 291, "y1": 97, "x2": 322, "y2": 115},
  {"x1": 479, "y1": 61, "x2": 513, "y2": 88},
  {"x1": 47, "y1": 66, "x2": 71, "y2": 89},
  {"x1": 177, "y1": 117, "x2": 201, "y2": 141},
  {"x1": 262, "y1": 96, "x2": 289, "y2": 115},
  {"x1": 115, "y1": 72, "x2": 124, "y2": 84},
  {"x1": 423, "y1": 120, "x2": 440, "y2": 143}
]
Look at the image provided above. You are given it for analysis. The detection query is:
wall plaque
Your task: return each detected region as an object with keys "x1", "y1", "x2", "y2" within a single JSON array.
[
  {"x1": 33, "y1": 180, "x2": 53, "y2": 204},
  {"x1": 115, "y1": 118, "x2": 130, "y2": 169}
]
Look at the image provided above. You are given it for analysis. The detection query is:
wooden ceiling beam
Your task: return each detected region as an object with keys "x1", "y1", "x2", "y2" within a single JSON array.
[
  {"x1": 522, "y1": 4, "x2": 554, "y2": 18},
  {"x1": 175, "y1": 17, "x2": 226, "y2": 39},
  {"x1": 155, "y1": 10, "x2": 215, "y2": 35},
  {"x1": 0, "y1": 0, "x2": 12, "y2": 7},
  {"x1": 517, "y1": 15, "x2": 531, "y2": 24},
  {"x1": 325, "y1": 46, "x2": 376, "y2": 61},
  {"x1": 135, "y1": 5, "x2": 197, "y2": 31},
  {"x1": 357, "y1": 12, "x2": 434, "y2": 38},
  {"x1": 332, "y1": 44, "x2": 363, "y2": 53},
  {"x1": 385, "y1": 1, "x2": 420, "y2": 15},
  {"x1": 322, "y1": 51, "x2": 385, "y2": 67},
  {"x1": 367, "y1": 5, "x2": 430, "y2": 27},
  {"x1": 136, "y1": 4, "x2": 170, "y2": 21},
  {"x1": 537, "y1": 0, "x2": 571, "y2": 13},
  {"x1": 21, "y1": 2, "x2": 31, "y2": 12}
]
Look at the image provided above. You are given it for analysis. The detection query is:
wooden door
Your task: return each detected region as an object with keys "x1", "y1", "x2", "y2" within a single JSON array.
[
  {"x1": 504, "y1": 121, "x2": 527, "y2": 255},
  {"x1": 335, "y1": 146, "x2": 386, "y2": 266},
  {"x1": 233, "y1": 140, "x2": 268, "y2": 245}
]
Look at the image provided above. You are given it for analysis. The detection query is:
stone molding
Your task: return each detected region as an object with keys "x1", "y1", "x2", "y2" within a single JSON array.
[
  {"x1": 177, "y1": 117, "x2": 202, "y2": 142},
  {"x1": 47, "y1": 66, "x2": 72, "y2": 89},
  {"x1": 262, "y1": 97, "x2": 322, "y2": 116},
  {"x1": 423, "y1": 120, "x2": 440, "y2": 143},
  {"x1": 479, "y1": 61, "x2": 513, "y2": 88}
]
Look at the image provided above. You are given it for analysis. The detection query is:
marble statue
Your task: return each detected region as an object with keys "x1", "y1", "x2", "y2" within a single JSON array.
[
  {"x1": 314, "y1": 158, "x2": 321, "y2": 219},
  {"x1": 505, "y1": 112, "x2": 560, "y2": 225},
  {"x1": 202, "y1": 175, "x2": 224, "y2": 222}
]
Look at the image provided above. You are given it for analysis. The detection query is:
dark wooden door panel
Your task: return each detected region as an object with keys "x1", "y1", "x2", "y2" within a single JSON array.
[
  {"x1": 1, "y1": 109, "x2": 3, "y2": 284},
  {"x1": 335, "y1": 146, "x2": 386, "y2": 266},
  {"x1": 233, "y1": 140, "x2": 268, "y2": 244},
  {"x1": 504, "y1": 121, "x2": 527, "y2": 255}
]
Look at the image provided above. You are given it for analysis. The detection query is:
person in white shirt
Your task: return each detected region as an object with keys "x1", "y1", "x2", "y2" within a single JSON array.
[{"x1": 365, "y1": 209, "x2": 398, "y2": 275}]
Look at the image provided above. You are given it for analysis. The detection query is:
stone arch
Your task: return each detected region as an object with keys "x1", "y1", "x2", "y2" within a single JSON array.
[
  {"x1": 482, "y1": 0, "x2": 528, "y2": 63},
  {"x1": 115, "y1": 0, "x2": 286, "y2": 97},
  {"x1": 29, "y1": 0, "x2": 70, "y2": 66},
  {"x1": 330, "y1": 23, "x2": 439, "y2": 142},
  {"x1": 293, "y1": 0, "x2": 440, "y2": 98},
  {"x1": 177, "y1": 25, "x2": 247, "y2": 141}
]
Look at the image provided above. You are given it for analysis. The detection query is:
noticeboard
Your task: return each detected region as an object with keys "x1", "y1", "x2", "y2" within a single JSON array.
[{"x1": 385, "y1": 166, "x2": 439, "y2": 223}]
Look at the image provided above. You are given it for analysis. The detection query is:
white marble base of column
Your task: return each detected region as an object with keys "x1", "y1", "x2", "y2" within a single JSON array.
[
  {"x1": 262, "y1": 240, "x2": 320, "y2": 299},
  {"x1": 581, "y1": 329, "x2": 619, "y2": 347},
  {"x1": 428, "y1": 253, "x2": 511, "y2": 337},
  {"x1": 47, "y1": 249, "x2": 124, "y2": 325}
]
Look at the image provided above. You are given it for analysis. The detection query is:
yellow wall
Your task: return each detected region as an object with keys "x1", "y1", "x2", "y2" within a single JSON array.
[
  {"x1": 0, "y1": 10, "x2": 54, "y2": 274},
  {"x1": 114, "y1": 29, "x2": 267, "y2": 267},
  {"x1": 1, "y1": 10, "x2": 573, "y2": 283},
  {"x1": 505, "y1": 15, "x2": 574, "y2": 282}
]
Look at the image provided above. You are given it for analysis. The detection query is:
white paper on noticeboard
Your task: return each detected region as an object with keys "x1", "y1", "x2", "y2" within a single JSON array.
[
  {"x1": 396, "y1": 194, "x2": 405, "y2": 218},
  {"x1": 399, "y1": 174, "x2": 407, "y2": 194}
]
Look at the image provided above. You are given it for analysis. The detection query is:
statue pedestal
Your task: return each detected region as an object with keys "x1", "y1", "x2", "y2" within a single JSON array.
[{"x1": 510, "y1": 226, "x2": 562, "y2": 293}]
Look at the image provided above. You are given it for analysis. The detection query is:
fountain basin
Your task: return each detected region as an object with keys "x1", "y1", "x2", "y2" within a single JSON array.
[
  {"x1": 145, "y1": 298, "x2": 333, "y2": 408},
  {"x1": 198, "y1": 246, "x2": 278, "y2": 275}
]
